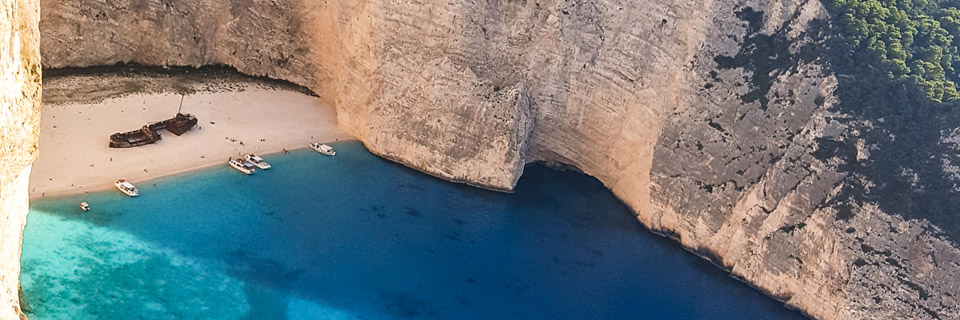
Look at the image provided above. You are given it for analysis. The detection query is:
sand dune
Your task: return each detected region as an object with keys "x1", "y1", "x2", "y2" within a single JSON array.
[{"x1": 30, "y1": 87, "x2": 352, "y2": 199}]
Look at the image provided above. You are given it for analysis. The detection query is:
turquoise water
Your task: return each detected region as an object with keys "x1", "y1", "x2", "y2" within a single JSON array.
[{"x1": 21, "y1": 141, "x2": 806, "y2": 319}]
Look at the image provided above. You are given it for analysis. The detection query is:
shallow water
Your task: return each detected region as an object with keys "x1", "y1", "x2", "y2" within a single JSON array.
[{"x1": 21, "y1": 141, "x2": 806, "y2": 319}]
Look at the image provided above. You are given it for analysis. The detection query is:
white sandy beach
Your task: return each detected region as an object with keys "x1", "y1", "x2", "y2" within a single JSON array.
[{"x1": 30, "y1": 87, "x2": 352, "y2": 199}]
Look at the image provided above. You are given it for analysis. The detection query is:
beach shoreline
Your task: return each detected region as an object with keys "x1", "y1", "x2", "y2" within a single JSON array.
[
  {"x1": 30, "y1": 81, "x2": 352, "y2": 200},
  {"x1": 29, "y1": 142, "x2": 352, "y2": 200}
]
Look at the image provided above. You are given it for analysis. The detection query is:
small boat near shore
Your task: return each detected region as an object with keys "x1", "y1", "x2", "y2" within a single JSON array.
[
  {"x1": 244, "y1": 154, "x2": 271, "y2": 169},
  {"x1": 114, "y1": 179, "x2": 139, "y2": 197},
  {"x1": 229, "y1": 159, "x2": 256, "y2": 175},
  {"x1": 311, "y1": 143, "x2": 336, "y2": 156},
  {"x1": 80, "y1": 201, "x2": 90, "y2": 211}
]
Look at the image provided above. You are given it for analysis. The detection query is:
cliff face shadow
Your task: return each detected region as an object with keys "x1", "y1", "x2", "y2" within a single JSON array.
[
  {"x1": 815, "y1": 16, "x2": 960, "y2": 241},
  {"x1": 708, "y1": 2, "x2": 960, "y2": 242},
  {"x1": 42, "y1": 63, "x2": 317, "y2": 104}
]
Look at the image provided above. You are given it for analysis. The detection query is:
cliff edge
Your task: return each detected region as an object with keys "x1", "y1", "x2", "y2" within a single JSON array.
[
  {"x1": 20, "y1": 0, "x2": 960, "y2": 319},
  {"x1": 0, "y1": 0, "x2": 41, "y2": 318}
]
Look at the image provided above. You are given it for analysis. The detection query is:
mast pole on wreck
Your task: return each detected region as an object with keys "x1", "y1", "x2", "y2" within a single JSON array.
[{"x1": 177, "y1": 94, "x2": 185, "y2": 114}]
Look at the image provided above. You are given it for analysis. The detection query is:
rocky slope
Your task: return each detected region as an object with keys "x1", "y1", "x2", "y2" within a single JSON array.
[
  {"x1": 17, "y1": 0, "x2": 960, "y2": 319},
  {"x1": 0, "y1": 0, "x2": 41, "y2": 319}
]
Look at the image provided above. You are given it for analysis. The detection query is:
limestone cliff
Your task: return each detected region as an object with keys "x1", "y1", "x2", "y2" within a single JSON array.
[
  {"x1": 39, "y1": 0, "x2": 318, "y2": 93},
  {"x1": 25, "y1": 0, "x2": 960, "y2": 319},
  {"x1": 0, "y1": 0, "x2": 41, "y2": 318}
]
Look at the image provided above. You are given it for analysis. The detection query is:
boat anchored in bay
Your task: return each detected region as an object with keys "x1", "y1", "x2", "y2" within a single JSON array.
[
  {"x1": 244, "y1": 154, "x2": 271, "y2": 169},
  {"x1": 311, "y1": 143, "x2": 336, "y2": 156},
  {"x1": 114, "y1": 179, "x2": 139, "y2": 197},
  {"x1": 229, "y1": 159, "x2": 256, "y2": 175}
]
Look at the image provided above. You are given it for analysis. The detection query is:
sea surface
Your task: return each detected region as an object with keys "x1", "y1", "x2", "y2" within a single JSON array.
[{"x1": 21, "y1": 141, "x2": 807, "y2": 320}]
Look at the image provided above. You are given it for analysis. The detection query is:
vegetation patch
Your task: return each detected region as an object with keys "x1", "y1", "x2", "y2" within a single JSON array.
[
  {"x1": 828, "y1": 0, "x2": 960, "y2": 102},
  {"x1": 819, "y1": 0, "x2": 960, "y2": 239}
]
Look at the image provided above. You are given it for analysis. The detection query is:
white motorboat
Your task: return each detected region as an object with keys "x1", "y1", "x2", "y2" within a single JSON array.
[
  {"x1": 244, "y1": 154, "x2": 271, "y2": 169},
  {"x1": 80, "y1": 201, "x2": 90, "y2": 211},
  {"x1": 229, "y1": 159, "x2": 256, "y2": 175},
  {"x1": 114, "y1": 179, "x2": 139, "y2": 197},
  {"x1": 310, "y1": 143, "x2": 336, "y2": 156}
]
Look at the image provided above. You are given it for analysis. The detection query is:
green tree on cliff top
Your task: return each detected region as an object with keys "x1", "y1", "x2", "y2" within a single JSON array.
[{"x1": 830, "y1": 0, "x2": 960, "y2": 102}]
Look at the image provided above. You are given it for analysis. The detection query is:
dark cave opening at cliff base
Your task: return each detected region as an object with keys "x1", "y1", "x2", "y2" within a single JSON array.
[{"x1": 41, "y1": 63, "x2": 318, "y2": 101}]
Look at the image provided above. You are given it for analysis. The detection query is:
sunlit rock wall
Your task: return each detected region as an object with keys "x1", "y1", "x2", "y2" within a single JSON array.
[{"x1": 0, "y1": 0, "x2": 41, "y2": 318}]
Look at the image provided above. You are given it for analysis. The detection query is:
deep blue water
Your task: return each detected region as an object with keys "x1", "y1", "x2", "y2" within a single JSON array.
[{"x1": 21, "y1": 141, "x2": 806, "y2": 319}]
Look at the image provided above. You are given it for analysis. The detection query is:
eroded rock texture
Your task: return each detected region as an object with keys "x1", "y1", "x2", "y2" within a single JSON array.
[
  {"x1": 0, "y1": 0, "x2": 41, "y2": 318},
  {"x1": 40, "y1": 0, "x2": 318, "y2": 90},
  {"x1": 25, "y1": 0, "x2": 960, "y2": 319},
  {"x1": 648, "y1": 0, "x2": 960, "y2": 317}
]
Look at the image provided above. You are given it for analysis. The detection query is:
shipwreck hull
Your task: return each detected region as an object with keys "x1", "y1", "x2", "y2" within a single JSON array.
[
  {"x1": 108, "y1": 113, "x2": 196, "y2": 148},
  {"x1": 108, "y1": 125, "x2": 161, "y2": 148}
]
